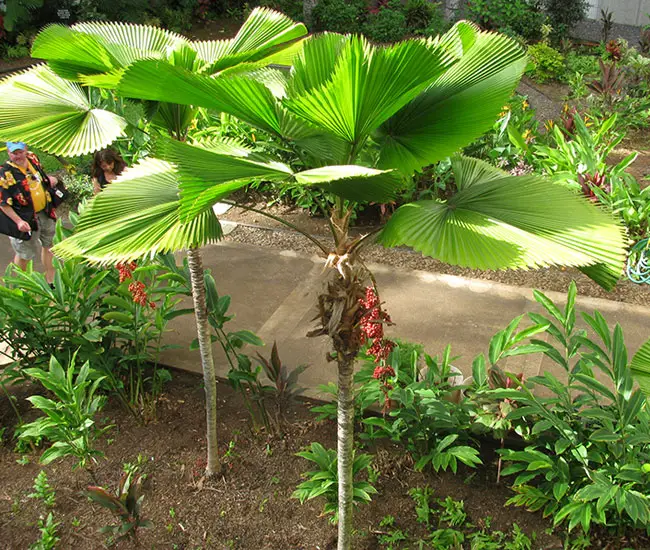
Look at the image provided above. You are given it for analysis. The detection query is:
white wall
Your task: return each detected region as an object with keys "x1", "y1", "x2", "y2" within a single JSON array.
[{"x1": 592, "y1": 0, "x2": 650, "y2": 26}]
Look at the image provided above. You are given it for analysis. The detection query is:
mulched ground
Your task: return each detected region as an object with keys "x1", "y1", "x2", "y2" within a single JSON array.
[{"x1": 0, "y1": 370, "x2": 564, "y2": 549}]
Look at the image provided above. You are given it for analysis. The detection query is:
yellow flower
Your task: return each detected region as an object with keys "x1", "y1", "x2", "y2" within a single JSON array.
[{"x1": 522, "y1": 100, "x2": 529, "y2": 110}]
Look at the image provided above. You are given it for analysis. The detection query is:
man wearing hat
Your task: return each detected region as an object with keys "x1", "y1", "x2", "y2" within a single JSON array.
[{"x1": 0, "y1": 142, "x2": 60, "y2": 283}]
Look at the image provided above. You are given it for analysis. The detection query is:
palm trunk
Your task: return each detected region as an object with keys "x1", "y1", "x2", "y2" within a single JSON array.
[
  {"x1": 337, "y1": 353, "x2": 355, "y2": 550},
  {"x1": 187, "y1": 246, "x2": 221, "y2": 477}
]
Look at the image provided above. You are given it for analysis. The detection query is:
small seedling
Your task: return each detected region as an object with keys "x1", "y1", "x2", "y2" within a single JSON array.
[
  {"x1": 86, "y1": 471, "x2": 152, "y2": 543},
  {"x1": 438, "y1": 496, "x2": 466, "y2": 527},
  {"x1": 258, "y1": 496, "x2": 269, "y2": 512},
  {"x1": 16, "y1": 455, "x2": 30, "y2": 466},
  {"x1": 29, "y1": 513, "x2": 60, "y2": 550},
  {"x1": 71, "y1": 517, "x2": 81, "y2": 528},
  {"x1": 28, "y1": 471, "x2": 56, "y2": 508},
  {"x1": 409, "y1": 486, "x2": 434, "y2": 526}
]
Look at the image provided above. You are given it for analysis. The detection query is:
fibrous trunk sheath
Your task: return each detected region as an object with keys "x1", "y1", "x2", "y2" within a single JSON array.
[{"x1": 187, "y1": 246, "x2": 221, "y2": 477}]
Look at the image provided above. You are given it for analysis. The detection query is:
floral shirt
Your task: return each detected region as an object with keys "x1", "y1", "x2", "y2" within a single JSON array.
[{"x1": 0, "y1": 152, "x2": 56, "y2": 222}]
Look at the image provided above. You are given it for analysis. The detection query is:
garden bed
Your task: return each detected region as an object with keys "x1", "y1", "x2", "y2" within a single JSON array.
[{"x1": 0, "y1": 370, "x2": 560, "y2": 549}]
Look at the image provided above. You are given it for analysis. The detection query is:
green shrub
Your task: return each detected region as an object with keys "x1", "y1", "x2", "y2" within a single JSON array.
[
  {"x1": 404, "y1": 0, "x2": 436, "y2": 32},
  {"x1": 312, "y1": 0, "x2": 366, "y2": 33},
  {"x1": 526, "y1": 42, "x2": 565, "y2": 82},
  {"x1": 60, "y1": 173, "x2": 93, "y2": 209},
  {"x1": 422, "y1": 4, "x2": 451, "y2": 37},
  {"x1": 466, "y1": 0, "x2": 547, "y2": 40},
  {"x1": 498, "y1": 284, "x2": 650, "y2": 534},
  {"x1": 362, "y1": 0, "x2": 407, "y2": 44},
  {"x1": 564, "y1": 51, "x2": 600, "y2": 79},
  {"x1": 543, "y1": 0, "x2": 589, "y2": 39}
]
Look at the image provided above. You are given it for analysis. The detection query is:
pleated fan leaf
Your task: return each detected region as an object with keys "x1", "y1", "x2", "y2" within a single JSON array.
[
  {"x1": 631, "y1": 339, "x2": 650, "y2": 396},
  {"x1": 155, "y1": 138, "x2": 293, "y2": 221},
  {"x1": 116, "y1": 61, "x2": 282, "y2": 134},
  {"x1": 54, "y1": 158, "x2": 222, "y2": 264},
  {"x1": 378, "y1": 157, "x2": 626, "y2": 290},
  {"x1": 197, "y1": 7, "x2": 307, "y2": 74},
  {"x1": 284, "y1": 35, "x2": 458, "y2": 144},
  {"x1": 294, "y1": 165, "x2": 402, "y2": 203},
  {"x1": 376, "y1": 22, "x2": 527, "y2": 174},
  {"x1": 0, "y1": 65, "x2": 127, "y2": 156},
  {"x1": 32, "y1": 22, "x2": 187, "y2": 79}
]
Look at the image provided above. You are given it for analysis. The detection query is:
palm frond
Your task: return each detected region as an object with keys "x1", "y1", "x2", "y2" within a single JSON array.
[
  {"x1": 450, "y1": 154, "x2": 508, "y2": 190},
  {"x1": 198, "y1": 7, "x2": 307, "y2": 74},
  {"x1": 116, "y1": 61, "x2": 282, "y2": 134},
  {"x1": 631, "y1": 339, "x2": 650, "y2": 396},
  {"x1": 31, "y1": 22, "x2": 187, "y2": 80},
  {"x1": 294, "y1": 165, "x2": 401, "y2": 203},
  {"x1": 155, "y1": 138, "x2": 293, "y2": 221},
  {"x1": 284, "y1": 35, "x2": 458, "y2": 145},
  {"x1": 54, "y1": 158, "x2": 222, "y2": 264},
  {"x1": 376, "y1": 22, "x2": 527, "y2": 174},
  {"x1": 0, "y1": 65, "x2": 127, "y2": 156},
  {"x1": 378, "y1": 158, "x2": 626, "y2": 290}
]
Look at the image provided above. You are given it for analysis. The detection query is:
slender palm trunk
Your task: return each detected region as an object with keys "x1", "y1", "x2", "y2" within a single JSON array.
[
  {"x1": 187, "y1": 246, "x2": 221, "y2": 477},
  {"x1": 337, "y1": 353, "x2": 355, "y2": 550}
]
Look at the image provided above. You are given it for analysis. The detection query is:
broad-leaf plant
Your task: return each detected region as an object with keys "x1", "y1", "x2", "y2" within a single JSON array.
[{"x1": 0, "y1": 11, "x2": 627, "y2": 549}]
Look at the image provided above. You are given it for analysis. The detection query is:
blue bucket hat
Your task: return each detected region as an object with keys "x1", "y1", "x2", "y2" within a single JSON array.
[{"x1": 6, "y1": 142, "x2": 27, "y2": 153}]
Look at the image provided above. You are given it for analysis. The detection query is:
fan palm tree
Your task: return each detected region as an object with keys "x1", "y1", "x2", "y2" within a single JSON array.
[
  {"x1": 2, "y1": 17, "x2": 627, "y2": 548},
  {"x1": 0, "y1": 7, "x2": 307, "y2": 477}
]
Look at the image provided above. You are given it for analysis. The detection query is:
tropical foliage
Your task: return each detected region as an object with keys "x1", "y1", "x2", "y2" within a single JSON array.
[{"x1": 0, "y1": 9, "x2": 629, "y2": 549}]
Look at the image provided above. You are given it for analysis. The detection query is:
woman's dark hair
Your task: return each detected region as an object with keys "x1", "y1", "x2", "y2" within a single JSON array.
[{"x1": 91, "y1": 148, "x2": 127, "y2": 179}]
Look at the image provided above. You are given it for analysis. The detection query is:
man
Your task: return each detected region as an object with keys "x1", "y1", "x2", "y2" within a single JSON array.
[{"x1": 0, "y1": 142, "x2": 59, "y2": 283}]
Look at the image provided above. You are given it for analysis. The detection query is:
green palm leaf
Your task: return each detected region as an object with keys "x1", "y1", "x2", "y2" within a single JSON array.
[
  {"x1": 278, "y1": 108, "x2": 350, "y2": 165},
  {"x1": 197, "y1": 7, "x2": 307, "y2": 74},
  {"x1": 54, "y1": 158, "x2": 222, "y2": 264},
  {"x1": 116, "y1": 61, "x2": 282, "y2": 134},
  {"x1": 155, "y1": 138, "x2": 293, "y2": 221},
  {"x1": 284, "y1": 35, "x2": 458, "y2": 144},
  {"x1": 378, "y1": 156, "x2": 626, "y2": 290},
  {"x1": 631, "y1": 339, "x2": 650, "y2": 396},
  {"x1": 0, "y1": 65, "x2": 127, "y2": 156},
  {"x1": 286, "y1": 33, "x2": 348, "y2": 97},
  {"x1": 31, "y1": 21, "x2": 187, "y2": 79},
  {"x1": 376, "y1": 21, "x2": 527, "y2": 174},
  {"x1": 294, "y1": 165, "x2": 402, "y2": 203},
  {"x1": 449, "y1": 153, "x2": 507, "y2": 190}
]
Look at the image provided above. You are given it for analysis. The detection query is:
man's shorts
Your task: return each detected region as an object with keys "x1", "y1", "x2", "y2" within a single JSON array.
[{"x1": 9, "y1": 211, "x2": 56, "y2": 260}]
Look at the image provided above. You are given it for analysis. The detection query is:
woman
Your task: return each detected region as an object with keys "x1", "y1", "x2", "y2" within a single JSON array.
[{"x1": 91, "y1": 148, "x2": 127, "y2": 194}]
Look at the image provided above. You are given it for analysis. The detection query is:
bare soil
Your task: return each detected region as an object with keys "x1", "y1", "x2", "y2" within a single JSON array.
[{"x1": 0, "y1": 371, "x2": 564, "y2": 550}]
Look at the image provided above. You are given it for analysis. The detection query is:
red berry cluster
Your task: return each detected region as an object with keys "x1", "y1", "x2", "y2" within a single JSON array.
[
  {"x1": 358, "y1": 286, "x2": 394, "y2": 369},
  {"x1": 116, "y1": 261, "x2": 137, "y2": 283},
  {"x1": 358, "y1": 286, "x2": 396, "y2": 413},
  {"x1": 116, "y1": 261, "x2": 155, "y2": 308}
]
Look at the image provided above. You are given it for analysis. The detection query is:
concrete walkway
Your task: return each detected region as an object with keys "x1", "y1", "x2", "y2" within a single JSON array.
[{"x1": 2, "y1": 230, "x2": 650, "y2": 397}]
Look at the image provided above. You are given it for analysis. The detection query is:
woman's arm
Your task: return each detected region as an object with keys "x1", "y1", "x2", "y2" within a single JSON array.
[{"x1": 92, "y1": 177, "x2": 102, "y2": 195}]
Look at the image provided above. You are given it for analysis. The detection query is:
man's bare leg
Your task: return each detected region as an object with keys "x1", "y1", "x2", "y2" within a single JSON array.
[
  {"x1": 13, "y1": 254, "x2": 28, "y2": 271},
  {"x1": 41, "y1": 247, "x2": 55, "y2": 284}
]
